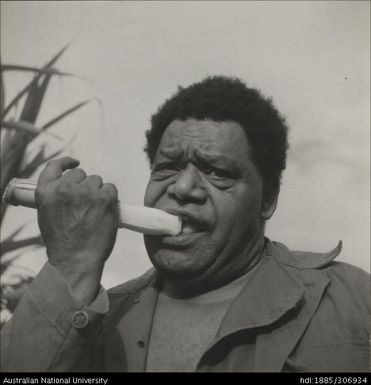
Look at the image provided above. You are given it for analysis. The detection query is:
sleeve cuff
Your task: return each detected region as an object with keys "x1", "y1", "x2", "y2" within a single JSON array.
[{"x1": 25, "y1": 262, "x2": 109, "y2": 333}]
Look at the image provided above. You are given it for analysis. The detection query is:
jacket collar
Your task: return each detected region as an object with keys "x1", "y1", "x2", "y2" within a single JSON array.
[
  {"x1": 213, "y1": 254, "x2": 305, "y2": 341},
  {"x1": 268, "y1": 239, "x2": 342, "y2": 269},
  {"x1": 202, "y1": 239, "x2": 333, "y2": 371}
]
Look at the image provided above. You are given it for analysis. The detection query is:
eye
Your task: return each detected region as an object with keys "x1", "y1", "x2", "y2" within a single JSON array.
[
  {"x1": 208, "y1": 168, "x2": 231, "y2": 179},
  {"x1": 151, "y1": 163, "x2": 179, "y2": 180},
  {"x1": 203, "y1": 166, "x2": 232, "y2": 180},
  {"x1": 155, "y1": 163, "x2": 178, "y2": 172},
  {"x1": 201, "y1": 167, "x2": 234, "y2": 189}
]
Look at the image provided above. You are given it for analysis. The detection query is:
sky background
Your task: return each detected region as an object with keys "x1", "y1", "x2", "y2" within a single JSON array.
[{"x1": 1, "y1": 1, "x2": 369, "y2": 288}]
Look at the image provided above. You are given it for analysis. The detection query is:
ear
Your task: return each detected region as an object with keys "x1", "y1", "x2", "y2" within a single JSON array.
[{"x1": 260, "y1": 187, "x2": 279, "y2": 220}]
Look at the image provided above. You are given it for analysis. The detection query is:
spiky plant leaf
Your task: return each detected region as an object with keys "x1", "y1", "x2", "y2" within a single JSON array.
[
  {"x1": 1, "y1": 120, "x2": 43, "y2": 136},
  {"x1": 0, "y1": 63, "x2": 4, "y2": 117},
  {"x1": 1, "y1": 76, "x2": 39, "y2": 120},
  {"x1": 19, "y1": 147, "x2": 65, "y2": 179},
  {"x1": 44, "y1": 42, "x2": 70, "y2": 68},
  {"x1": 0, "y1": 223, "x2": 32, "y2": 245},
  {"x1": 1, "y1": 43, "x2": 70, "y2": 120},
  {"x1": 1, "y1": 65, "x2": 73, "y2": 77},
  {"x1": 0, "y1": 126, "x2": 14, "y2": 156},
  {"x1": 1, "y1": 235, "x2": 43, "y2": 256},
  {"x1": 0, "y1": 74, "x2": 52, "y2": 202},
  {"x1": 17, "y1": 146, "x2": 45, "y2": 178},
  {"x1": 42, "y1": 99, "x2": 92, "y2": 130},
  {"x1": 20, "y1": 74, "x2": 51, "y2": 124},
  {"x1": 1, "y1": 120, "x2": 61, "y2": 139},
  {"x1": 2, "y1": 275, "x2": 34, "y2": 313},
  {"x1": 0, "y1": 254, "x2": 22, "y2": 275}
]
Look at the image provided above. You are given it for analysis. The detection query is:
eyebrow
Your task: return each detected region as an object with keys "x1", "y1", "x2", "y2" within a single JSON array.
[
  {"x1": 157, "y1": 147, "x2": 183, "y2": 160},
  {"x1": 193, "y1": 150, "x2": 239, "y2": 169},
  {"x1": 156, "y1": 146, "x2": 241, "y2": 172}
]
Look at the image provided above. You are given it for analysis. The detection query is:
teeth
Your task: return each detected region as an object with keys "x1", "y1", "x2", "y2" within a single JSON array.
[
  {"x1": 180, "y1": 215, "x2": 203, "y2": 234},
  {"x1": 182, "y1": 222, "x2": 197, "y2": 234}
]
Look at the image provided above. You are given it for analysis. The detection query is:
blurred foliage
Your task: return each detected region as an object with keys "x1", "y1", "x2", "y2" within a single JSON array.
[{"x1": 0, "y1": 44, "x2": 93, "y2": 327}]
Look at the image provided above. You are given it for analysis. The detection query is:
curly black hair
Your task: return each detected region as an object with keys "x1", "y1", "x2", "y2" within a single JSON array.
[{"x1": 145, "y1": 76, "x2": 289, "y2": 201}]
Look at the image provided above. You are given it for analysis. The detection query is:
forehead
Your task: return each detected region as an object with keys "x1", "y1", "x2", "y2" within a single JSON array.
[{"x1": 157, "y1": 119, "x2": 250, "y2": 158}]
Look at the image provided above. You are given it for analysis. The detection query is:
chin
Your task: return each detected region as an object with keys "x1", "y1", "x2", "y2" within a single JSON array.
[{"x1": 149, "y1": 249, "x2": 207, "y2": 280}]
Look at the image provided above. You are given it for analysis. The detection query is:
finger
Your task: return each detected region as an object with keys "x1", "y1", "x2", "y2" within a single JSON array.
[
  {"x1": 38, "y1": 157, "x2": 80, "y2": 184},
  {"x1": 101, "y1": 183, "x2": 119, "y2": 201},
  {"x1": 83, "y1": 175, "x2": 103, "y2": 188},
  {"x1": 60, "y1": 168, "x2": 87, "y2": 183},
  {"x1": 101, "y1": 183, "x2": 120, "y2": 220}
]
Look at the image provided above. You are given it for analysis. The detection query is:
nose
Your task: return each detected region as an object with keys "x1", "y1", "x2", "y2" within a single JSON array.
[{"x1": 167, "y1": 164, "x2": 206, "y2": 203}]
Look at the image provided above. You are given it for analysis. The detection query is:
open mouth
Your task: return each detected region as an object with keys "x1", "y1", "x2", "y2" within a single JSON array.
[
  {"x1": 180, "y1": 214, "x2": 206, "y2": 235},
  {"x1": 160, "y1": 211, "x2": 208, "y2": 247}
]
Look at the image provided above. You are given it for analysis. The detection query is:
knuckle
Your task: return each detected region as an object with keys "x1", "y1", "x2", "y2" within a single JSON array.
[
  {"x1": 56, "y1": 182, "x2": 70, "y2": 195},
  {"x1": 72, "y1": 168, "x2": 87, "y2": 177},
  {"x1": 60, "y1": 155, "x2": 72, "y2": 163},
  {"x1": 47, "y1": 156, "x2": 65, "y2": 166},
  {"x1": 79, "y1": 183, "x2": 91, "y2": 195},
  {"x1": 45, "y1": 159, "x2": 56, "y2": 168},
  {"x1": 35, "y1": 185, "x2": 47, "y2": 204},
  {"x1": 62, "y1": 168, "x2": 86, "y2": 183},
  {"x1": 35, "y1": 183, "x2": 58, "y2": 207},
  {"x1": 87, "y1": 174, "x2": 103, "y2": 184}
]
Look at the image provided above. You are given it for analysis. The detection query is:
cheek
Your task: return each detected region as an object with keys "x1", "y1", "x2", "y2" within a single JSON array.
[
  {"x1": 143, "y1": 184, "x2": 152, "y2": 206},
  {"x1": 215, "y1": 189, "x2": 262, "y2": 230},
  {"x1": 144, "y1": 181, "x2": 164, "y2": 207}
]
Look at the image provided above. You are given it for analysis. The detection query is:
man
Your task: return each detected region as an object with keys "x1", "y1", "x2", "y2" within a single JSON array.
[{"x1": 1, "y1": 76, "x2": 369, "y2": 372}]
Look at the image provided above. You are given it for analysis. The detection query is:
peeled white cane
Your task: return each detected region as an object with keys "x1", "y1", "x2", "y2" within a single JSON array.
[{"x1": 2, "y1": 178, "x2": 181, "y2": 236}]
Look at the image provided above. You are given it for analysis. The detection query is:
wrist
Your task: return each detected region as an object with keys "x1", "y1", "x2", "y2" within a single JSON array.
[{"x1": 49, "y1": 255, "x2": 105, "y2": 305}]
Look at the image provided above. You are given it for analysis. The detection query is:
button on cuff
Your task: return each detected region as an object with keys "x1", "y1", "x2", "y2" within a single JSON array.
[{"x1": 72, "y1": 310, "x2": 89, "y2": 329}]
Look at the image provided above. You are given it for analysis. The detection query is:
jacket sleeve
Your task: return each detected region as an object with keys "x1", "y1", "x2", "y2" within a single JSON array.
[{"x1": 0, "y1": 262, "x2": 109, "y2": 372}]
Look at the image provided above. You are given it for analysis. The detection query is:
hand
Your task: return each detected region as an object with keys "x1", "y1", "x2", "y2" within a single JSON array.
[{"x1": 35, "y1": 157, "x2": 119, "y2": 303}]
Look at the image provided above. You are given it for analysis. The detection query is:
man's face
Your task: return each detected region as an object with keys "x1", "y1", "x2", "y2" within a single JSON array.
[{"x1": 144, "y1": 119, "x2": 272, "y2": 288}]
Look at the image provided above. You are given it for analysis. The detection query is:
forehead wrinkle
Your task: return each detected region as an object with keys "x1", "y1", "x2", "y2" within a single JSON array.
[
  {"x1": 158, "y1": 120, "x2": 250, "y2": 163},
  {"x1": 158, "y1": 131, "x2": 208, "y2": 159},
  {"x1": 159, "y1": 134, "x2": 243, "y2": 166},
  {"x1": 193, "y1": 148, "x2": 239, "y2": 168}
]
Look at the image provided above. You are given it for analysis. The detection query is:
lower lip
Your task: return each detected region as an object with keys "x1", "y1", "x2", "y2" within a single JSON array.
[{"x1": 161, "y1": 231, "x2": 204, "y2": 247}]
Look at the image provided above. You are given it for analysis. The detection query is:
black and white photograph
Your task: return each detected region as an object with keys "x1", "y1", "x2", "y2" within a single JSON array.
[{"x1": 0, "y1": 0, "x2": 369, "y2": 375}]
